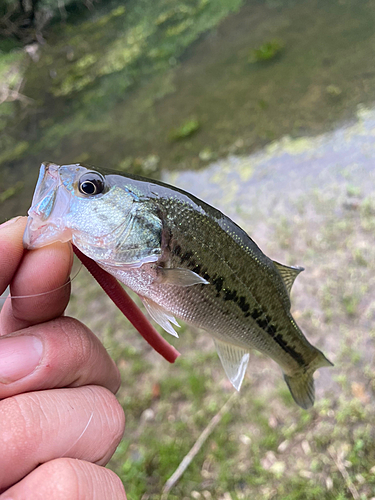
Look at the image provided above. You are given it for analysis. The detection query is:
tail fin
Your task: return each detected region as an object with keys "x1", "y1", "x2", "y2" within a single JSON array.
[{"x1": 284, "y1": 351, "x2": 333, "y2": 410}]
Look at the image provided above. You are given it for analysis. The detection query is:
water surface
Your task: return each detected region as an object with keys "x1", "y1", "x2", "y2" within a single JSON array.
[{"x1": 1, "y1": 0, "x2": 375, "y2": 221}]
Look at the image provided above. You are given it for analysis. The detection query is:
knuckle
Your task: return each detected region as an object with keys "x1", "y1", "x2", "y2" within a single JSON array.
[
  {"x1": 57, "y1": 317, "x2": 121, "y2": 393},
  {"x1": 59, "y1": 317, "x2": 97, "y2": 364}
]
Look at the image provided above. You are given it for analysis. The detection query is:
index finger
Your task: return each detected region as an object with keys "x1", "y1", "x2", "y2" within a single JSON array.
[
  {"x1": 0, "y1": 218, "x2": 73, "y2": 334},
  {"x1": 0, "y1": 217, "x2": 26, "y2": 295}
]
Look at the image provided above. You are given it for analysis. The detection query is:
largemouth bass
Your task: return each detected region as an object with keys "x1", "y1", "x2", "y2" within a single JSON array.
[{"x1": 23, "y1": 162, "x2": 333, "y2": 409}]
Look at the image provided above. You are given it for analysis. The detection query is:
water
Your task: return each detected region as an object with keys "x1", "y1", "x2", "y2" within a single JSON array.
[
  {"x1": 165, "y1": 105, "x2": 375, "y2": 222},
  {"x1": 1, "y1": 0, "x2": 375, "y2": 221}
]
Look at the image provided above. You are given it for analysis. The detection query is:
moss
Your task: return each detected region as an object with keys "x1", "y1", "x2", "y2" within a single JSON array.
[
  {"x1": 168, "y1": 118, "x2": 201, "y2": 141},
  {"x1": 250, "y1": 39, "x2": 285, "y2": 63}
]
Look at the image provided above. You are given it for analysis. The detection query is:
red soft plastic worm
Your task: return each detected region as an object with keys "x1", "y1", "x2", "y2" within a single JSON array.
[{"x1": 73, "y1": 245, "x2": 180, "y2": 363}]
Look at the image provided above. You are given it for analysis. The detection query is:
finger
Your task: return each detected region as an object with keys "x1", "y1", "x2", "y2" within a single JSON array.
[
  {"x1": 0, "y1": 386, "x2": 125, "y2": 491},
  {"x1": 0, "y1": 217, "x2": 27, "y2": 296},
  {"x1": 0, "y1": 238, "x2": 73, "y2": 334},
  {"x1": 0, "y1": 458, "x2": 127, "y2": 500},
  {"x1": 0, "y1": 317, "x2": 121, "y2": 398}
]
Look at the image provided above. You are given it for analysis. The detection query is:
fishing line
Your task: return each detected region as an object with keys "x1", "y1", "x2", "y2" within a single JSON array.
[
  {"x1": 58, "y1": 386, "x2": 96, "y2": 459},
  {"x1": 0, "y1": 262, "x2": 83, "y2": 301}
]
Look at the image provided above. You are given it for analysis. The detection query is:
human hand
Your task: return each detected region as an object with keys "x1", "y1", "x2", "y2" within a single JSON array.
[{"x1": 0, "y1": 217, "x2": 126, "y2": 499}]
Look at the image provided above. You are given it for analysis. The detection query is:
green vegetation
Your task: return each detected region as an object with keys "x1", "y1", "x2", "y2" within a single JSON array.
[
  {"x1": 168, "y1": 118, "x2": 201, "y2": 141},
  {"x1": 250, "y1": 39, "x2": 285, "y2": 63},
  {"x1": 0, "y1": 0, "x2": 244, "y2": 190},
  {"x1": 0, "y1": 0, "x2": 105, "y2": 44}
]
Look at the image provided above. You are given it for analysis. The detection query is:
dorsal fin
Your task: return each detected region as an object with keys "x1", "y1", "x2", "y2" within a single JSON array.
[{"x1": 273, "y1": 261, "x2": 304, "y2": 296}]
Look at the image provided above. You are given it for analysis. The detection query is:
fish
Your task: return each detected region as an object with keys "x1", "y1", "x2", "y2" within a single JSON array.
[{"x1": 23, "y1": 162, "x2": 333, "y2": 409}]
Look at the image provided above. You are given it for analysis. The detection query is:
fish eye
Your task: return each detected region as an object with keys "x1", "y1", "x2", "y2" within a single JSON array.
[{"x1": 78, "y1": 172, "x2": 105, "y2": 196}]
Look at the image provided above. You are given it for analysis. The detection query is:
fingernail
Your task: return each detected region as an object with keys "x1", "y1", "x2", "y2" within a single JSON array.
[{"x1": 0, "y1": 335, "x2": 43, "y2": 383}]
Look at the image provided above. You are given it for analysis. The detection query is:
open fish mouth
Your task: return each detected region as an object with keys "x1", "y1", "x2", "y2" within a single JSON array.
[
  {"x1": 23, "y1": 222, "x2": 48, "y2": 249},
  {"x1": 23, "y1": 219, "x2": 73, "y2": 249}
]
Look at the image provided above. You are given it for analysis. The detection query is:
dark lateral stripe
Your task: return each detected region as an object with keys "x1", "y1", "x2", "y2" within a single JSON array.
[
  {"x1": 180, "y1": 250, "x2": 194, "y2": 264},
  {"x1": 213, "y1": 277, "x2": 224, "y2": 294},
  {"x1": 224, "y1": 289, "x2": 238, "y2": 302},
  {"x1": 172, "y1": 247, "x2": 306, "y2": 367},
  {"x1": 273, "y1": 334, "x2": 305, "y2": 366},
  {"x1": 257, "y1": 317, "x2": 305, "y2": 366},
  {"x1": 192, "y1": 264, "x2": 202, "y2": 275},
  {"x1": 218, "y1": 284, "x2": 306, "y2": 366},
  {"x1": 238, "y1": 296, "x2": 249, "y2": 312}
]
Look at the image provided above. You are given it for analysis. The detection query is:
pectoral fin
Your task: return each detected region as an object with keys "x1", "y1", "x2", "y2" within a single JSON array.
[
  {"x1": 142, "y1": 297, "x2": 180, "y2": 337},
  {"x1": 157, "y1": 267, "x2": 209, "y2": 287},
  {"x1": 273, "y1": 261, "x2": 304, "y2": 296},
  {"x1": 213, "y1": 339, "x2": 250, "y2": 391}
]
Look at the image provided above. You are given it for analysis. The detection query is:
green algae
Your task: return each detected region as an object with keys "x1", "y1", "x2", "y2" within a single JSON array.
[
  {"x1": 168, "y1": 117, "x2": 200, "y2": 141},
  {"x1": 250, "y1": 38, "x2": 285, "y2": 63}
]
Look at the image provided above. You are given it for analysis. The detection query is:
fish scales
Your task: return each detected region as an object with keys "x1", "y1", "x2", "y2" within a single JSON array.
[
  {"x1": 150, "y1": 197, "x2": 315, "y2": 369},
  {"x1": 23, "y1": 163, "x2": 333, "y2": 409}
]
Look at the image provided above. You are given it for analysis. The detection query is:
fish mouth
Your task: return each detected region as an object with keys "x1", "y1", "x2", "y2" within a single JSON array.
[
  {"x1": 23, "y1": 217, "x2": 73, "y2": 249},
  {"x1": 23, "y1": 162, "x2": 73, "y2": 249},
  {"x1": 23, "y1": 220, "x2": 47, "y2": 249}
]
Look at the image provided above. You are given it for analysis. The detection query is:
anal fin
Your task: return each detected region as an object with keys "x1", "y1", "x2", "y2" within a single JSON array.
[
  {"x1": 142, "y1": 297, "x2": 180, "y2": 338},
  {"x1": 213, "y1": 338, "x2": 250, "y2": 391}
]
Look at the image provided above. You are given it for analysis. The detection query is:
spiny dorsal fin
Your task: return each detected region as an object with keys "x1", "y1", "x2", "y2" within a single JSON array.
[
  {"x1": 273, "y1": 261, "x2": 304, "y2": 296},
  {"x1": 213, "y1": 338, "x2": 250, "y2": 391}
]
